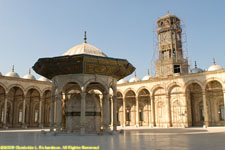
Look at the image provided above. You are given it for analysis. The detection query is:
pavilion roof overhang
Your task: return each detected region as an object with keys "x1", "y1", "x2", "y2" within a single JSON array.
[{"x1": 33, "y1": 54, "x2": 135, "y2": 80}]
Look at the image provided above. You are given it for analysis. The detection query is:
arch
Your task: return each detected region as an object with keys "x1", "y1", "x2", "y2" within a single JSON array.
[
  {"x1": 7, "y1": 84, "x2": 25, "y2": 94},
  {"x1": 25, "y1": 86, "x2": 41, "y2": 96},
  {"x1": 124, "y1": 88, "x2": 136, "y2": 97},
  {"x1": 0, "y1": 82, "x2": 7, "y2": 93},
  {"x1": 83, "y1": 78, "x2": 108, "y2": 93},
  {"x1": 41, "y1": 87, "x2": 51, "y2": 97},
  {"x1": 151, "y1": 84, "x2": 165, "y2": 96},
  {"x1": 117, "y1": 91, "x2": 123, "y2": 99},
  {"x1": 203, "y1": 77, "x2": 224, "y2": 90},
  {"x1": 137, "y1": 86, "x2": 151, "y2": 95},
  {"x1": 167, "y1": 82, "x2": 184, "y2": 95},
  {"x1": 184, "y1": 80, "x2": 204, "y2": 93},
  {"x1": 61, "y1": 79, "x2": 82, "y2": 93}
]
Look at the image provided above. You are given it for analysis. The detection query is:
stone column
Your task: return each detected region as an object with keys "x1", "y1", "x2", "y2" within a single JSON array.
[
  {"x1": 148, "y1": 96, "x2": 151, "y2": 126},
  {"x1": 135, "y1": 96, "x2": 139, "y2": 127},
  {"x1": 203, "y1": 91, "x2": 209, "y2": 128},
  {"x1": 112, "y1": 95, "x2": 117, "y2": 132},
  {"x1": 22, "y1": 96, "x2": 26, "y2": 128},
  {"x1": 56, "y1": 91, "x2": 62, "y2": 132},
  {"x1": 3, "y1": 92, "x2": 8, "y2": 128},
  {"x1": 183, "y1": 93, "x2": 188, "y2": 127},
  {"x1": 50, "y1": 87, "x2": 55, "y2": 132},
  {"x1": 103, "y1": 92, "x2": 110, "y2": 132},
  {"x1": 110, "y1": 98, "x2": 113, "y2": 126},
  {"x1": 39, "y1": 96, "x2": 43, "y2": 127},
  {"x1": 151, "y1": 95, "x2": 155, "y2": 127},
  {"x1": 123, "y1": 96, "x2": 126, "y2": 127},
  {"x1": 80, "y1": 92, "x2": 86, "y2": 135},
  {"x1": 166, "y1": 95, "x2": 172, "y2": 127}
]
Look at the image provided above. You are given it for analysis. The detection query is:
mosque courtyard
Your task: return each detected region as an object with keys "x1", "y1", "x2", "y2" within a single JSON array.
[{"x1": 0, "y1": 127, "x2": 225, "y2": 150}]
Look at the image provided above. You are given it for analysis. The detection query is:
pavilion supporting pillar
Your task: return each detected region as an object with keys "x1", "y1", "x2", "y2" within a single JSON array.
[
  {"x1": 166, "y1": 95, "x2": 172, "y2": 127},
  {"x1": 39, "y1": 96, "x2": 43, "y2": 127},
  {"x1": 203, "y1": 91, "x2": 209, "y2": 128},
  {"x1": 103, "y1": 92, "x2": 110, "y2": 132},
  {"x1": 112, "y1": 94, "x2": 117, "y2": 132},
  {"x1": 135, "y1": 96, "x2": 139, "y2": 127},
  {"x1": 3, "y1": 93, "x2": 8, "y2": 128},
  {"x1": 151, "y1": 95, "x2": 155, "y2": 127},
  {"x1": 110, "y1": 98, "x2": 113, "y2": 126},
  {"x1": 50, "y1": 87, "x2": 56, "y2": 132},
  {"x1": 80, "y1": 92, "x2": 86, "y2": 135},
  {"x1": 223, "y1": 91, "x2": 225, "y2": 115},
  {"x1": 123, "y1": 96, "x2": 126, "y2": 127},
  {"x1": 22, "y1": 96, "x2": 26, "y2": 128}
]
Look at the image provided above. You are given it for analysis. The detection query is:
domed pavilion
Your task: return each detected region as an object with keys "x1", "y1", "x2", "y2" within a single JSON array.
[{"x1": 33, "y1": 32, "x2": 135, "y2": 134}]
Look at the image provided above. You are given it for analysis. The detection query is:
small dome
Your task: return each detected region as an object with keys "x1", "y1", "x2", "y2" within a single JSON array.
[
  {"x1": 191, "y1": 61, "x2": 203, "y2": 74},
  {"x1": 129, "y1": 72, "x2": 140, "y2": 82},
  {"x1": 38, "y1": 76, "x2": 51, "y2": 82},
  {"x1": 207, "y1": 58, "x2": 223, "y2": 71},
  {"x1": 142, "y1": 69, "x2": 152, "y2": 81},
  {"x1": 5, "y1": 65, "x2": 20, "y2": 78},
  {"x1": 23, "y1": 74, "x2": 36, "y2": 80},
  {"x1": 63, "y1": 31, "x2": 107, "y2": 57},
  {"x1": 117, "y1": 78, "x2": 128, "y2": 84},
  {"x1": 5, "y1": 72, "x2": 20, "y2": 78},
  {"x1": 23, "y1": 69, "x2": 36, "y2": 80}
]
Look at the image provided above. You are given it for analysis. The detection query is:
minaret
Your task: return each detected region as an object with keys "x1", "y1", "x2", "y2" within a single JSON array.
[{"x1": 155, "y1": 13, "x2": 188, "y2": 76}]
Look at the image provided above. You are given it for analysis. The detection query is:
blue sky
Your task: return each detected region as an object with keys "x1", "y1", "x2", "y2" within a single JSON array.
[{"x1": 0, "y1": 0, "x2": 225, "y2": 80}]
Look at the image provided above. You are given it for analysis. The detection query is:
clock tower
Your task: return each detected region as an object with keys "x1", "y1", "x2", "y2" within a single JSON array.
[{"x1": 155, "y1": 13, "x2": 188, "y2": 76}]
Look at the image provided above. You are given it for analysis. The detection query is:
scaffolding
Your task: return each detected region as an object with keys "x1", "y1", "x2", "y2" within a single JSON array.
[{"x1": 151, "y1": 15, "x2": 190, "y2": 75}]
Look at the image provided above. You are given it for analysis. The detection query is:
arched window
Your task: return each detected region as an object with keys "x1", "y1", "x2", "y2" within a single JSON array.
[
  {"x1": 219, "y1": 105, "x2": 225, "y2": 121},
  {"x1": 139, "y1": 109, "x2": 143, "y2": 121},
  {"x1": 126, "y1": 109, "x2": 130, "y2": 121},
  {"x1": 200, "y1": 106, "x2": 204, "y2": 121}
]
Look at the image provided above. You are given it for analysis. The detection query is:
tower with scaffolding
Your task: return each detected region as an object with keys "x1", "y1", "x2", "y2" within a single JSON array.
[{"x1": 151, "y1": 13, "x2": 189, "y2": 77}]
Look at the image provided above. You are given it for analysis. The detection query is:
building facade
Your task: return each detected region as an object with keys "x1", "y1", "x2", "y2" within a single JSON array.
[{"x1": 0, "y1": 13, "x2": 225, "y2": 130}]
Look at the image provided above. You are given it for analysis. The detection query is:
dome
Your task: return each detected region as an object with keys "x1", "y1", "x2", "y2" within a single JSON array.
[
  {"x1": 117, "y1": 78, "x2": 128, "y2": 84},
  {"x1": 129, "y1": 72, "x2": 140, "y2": 83},
  {"x1": 5, "y1": 65, "x2": 20, "y2": 78},
  {"x1": 23, "y1": 69, "x2": 36, "y2": 80},
  {"x1": 207, "y1": 58, "x2": 223, "y2": 71},
  {"x1": 63, "y1": 31, "x2": 107, "y2": 57},
  {"x1": 5, "y1": 72, "x2": 20, "y2": 78},
  {"x1": 191, "y1": 61, "x2": 203, "y2": 74},
  {"x1": 142, "y1": 69, "x2": 152, "y2": 81},
  {"x1": 38, "y1": 76, "x2": 51, "y2": 82}
]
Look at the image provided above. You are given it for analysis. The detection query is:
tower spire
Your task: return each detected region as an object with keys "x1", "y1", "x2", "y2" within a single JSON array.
[
  {"x1": 84, "y1": 31, "x2": 87, "y2": 43},
  {"x1": 194, "y1": 61, "x2": 197, "y2": 68},
  {"x1": 213, "y1": 57, "x2": 216, "y2": 65},
  {"x1": 12, "y1": 65, "x2": 14, "y2": 72}
]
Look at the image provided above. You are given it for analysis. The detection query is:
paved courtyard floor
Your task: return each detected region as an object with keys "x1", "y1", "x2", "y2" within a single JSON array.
[{"x1": 0, "y1": 127, "x2": 225, "y2": 150}]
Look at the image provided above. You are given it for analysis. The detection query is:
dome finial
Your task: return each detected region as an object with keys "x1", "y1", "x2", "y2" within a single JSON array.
[
  {"x1": 147, "y1": 69, "x2": 150, "y2": 75},
  {"x1": 134, "y1": 71, "x2": 136, "y2": 77},
  {"x1": 12, "y1": 65, "x2": 14, "y2": 72},
  {"x1": 84, "y1": 31, "x2": 87, "y2": 43},
  {"x1": 29, "y1": 68, "x2": 31, "y2": 74},
  {"x1": 167, "y1": 10, "x2": 170, "y2": 14},
  {"x1": 194, "y1": 61, "x2": 197, "y2": 68},
  {"x1": 213, "y1": 57, "x2": 216, "y2": 65}
]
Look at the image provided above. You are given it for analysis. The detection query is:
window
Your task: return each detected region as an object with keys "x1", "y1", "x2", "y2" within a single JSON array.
[
  {"x1": 200, "y1": 106, "x2": 204, "y2": 121},
  {"x1": 35, "y1": 110, "x2": 39, "y2": 123},
  {"x1": 1, "y1": 109, "x2": 3, "y2": 123},
  {"x1": 219, "y1": 105, "x2": 225, "y2": 121},
  {"x1": 126, "y1": 110, "x2": 130, "y2": 121},
  {"x1": 19, "y1": 109, "x2": 23, "y2": 123},
  {"x1": 174, "y1": 65, "x2": 181, "y2": 73},
  {"x1": 139, "y1": 110, "x2": 143, "y2": 121}
]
